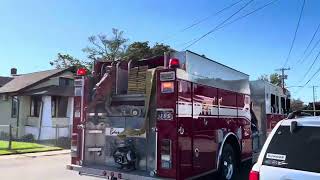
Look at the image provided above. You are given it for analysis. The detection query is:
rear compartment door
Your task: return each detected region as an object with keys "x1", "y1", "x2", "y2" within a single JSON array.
[
  {"x1": 177, "y1": 80, "x2": 193, "y2": 179},
  {"x1": 192, "y1": 84, "x2": 218, "y2": 175}
]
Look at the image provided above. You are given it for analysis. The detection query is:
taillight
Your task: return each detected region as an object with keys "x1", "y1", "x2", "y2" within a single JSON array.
[
  {"x1": 160, "y1": 139, "x2": 172, "y2": 169},
  {"x1": 249, "y1": 170, "x2": 259, "y2": 180},
  {"x1": 71, "y1": 133, "x2": 78, "y2": 157},
  {"x1": 77, "y1": 68, "x2": 88, "y2": 76},
  {"x1": 161, "y1": 82, "x2": 174, "y2": 93},
  {"x1": 169, "y1": 58, "x2": 180, "y2": 68}
]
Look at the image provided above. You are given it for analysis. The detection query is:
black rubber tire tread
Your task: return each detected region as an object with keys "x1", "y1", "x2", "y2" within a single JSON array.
[{"x1": 218, "y1": 143, "x2": 237, "y2": 180}]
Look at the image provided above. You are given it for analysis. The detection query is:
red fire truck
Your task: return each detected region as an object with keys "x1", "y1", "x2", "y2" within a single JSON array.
[{"x1": 67, "y1": 50, "x2": 255, "y2": 180}]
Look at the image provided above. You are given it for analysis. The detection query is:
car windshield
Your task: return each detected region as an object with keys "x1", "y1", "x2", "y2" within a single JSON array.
[{"x1": 263, "y1": 125, "x2": 320, "y2": 173}]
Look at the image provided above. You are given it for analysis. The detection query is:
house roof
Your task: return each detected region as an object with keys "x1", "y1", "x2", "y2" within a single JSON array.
[
  {"x1": 0, "y1": 76, "x2": 13, "y2": 87},
  {"x1": 0, "y1": 68, "x2": 71, "y2": 94},
  {"x1": 21, "y1": 85, "x2": 74, "y2": 97}
]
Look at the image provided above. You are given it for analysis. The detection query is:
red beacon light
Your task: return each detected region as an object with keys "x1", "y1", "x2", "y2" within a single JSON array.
[
  {"x1": 169, "y1": 58, "x2": 180, "y2": 69},
  {"x1": 76, "y1": 68, "x2": 87, "y2": 76}
]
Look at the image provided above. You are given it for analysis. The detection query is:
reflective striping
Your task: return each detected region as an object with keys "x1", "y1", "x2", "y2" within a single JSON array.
[
  {"x1": 219, "y1": 107, "x2": 237, "y2": 116},
  {"x1": 176, "y1": 101, "x2": 251, "y2": 121},
  {"x1": 238, "y1": 109, "x2": 251, "y2": 120}
]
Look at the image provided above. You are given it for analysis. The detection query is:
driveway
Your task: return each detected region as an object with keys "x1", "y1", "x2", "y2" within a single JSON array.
[{"x1": 0, "y1": 153, "x2": 251, "y2": 180}]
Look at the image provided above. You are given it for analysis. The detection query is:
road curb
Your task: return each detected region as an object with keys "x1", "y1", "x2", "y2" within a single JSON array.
[{"x1": 0, "y1": 149, "x2": 70, "y2": 160}]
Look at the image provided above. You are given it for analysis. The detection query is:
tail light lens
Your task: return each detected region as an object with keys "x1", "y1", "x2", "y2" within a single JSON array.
[
  {"x1": 77, "y1": 68, "x2": 88, "y2": 76},
  {"x1": 169, "y1": 58, "x2": 180, "y2": 68},
  {"x1": 161, "y1": 139, "x2": 172, "y2": 169},
  {"x1": 161, "y1": 82, "x2": 174, "y2": 93},
  {"x1": 71, "y1": 133, "x2": 79, "y2": 157},
  {"x1": 249, "y1": 170, "x2": 259, "y2": 180}
]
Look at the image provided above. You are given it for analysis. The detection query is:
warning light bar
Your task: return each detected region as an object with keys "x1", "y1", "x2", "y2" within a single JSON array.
[{"x1": 76, "y1": 68, "x2": 87, "y2": 76}]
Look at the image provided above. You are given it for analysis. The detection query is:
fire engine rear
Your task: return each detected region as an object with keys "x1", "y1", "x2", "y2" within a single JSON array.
[{"x1": 67, "y1": 50, "x2": 253, "y2": 180}]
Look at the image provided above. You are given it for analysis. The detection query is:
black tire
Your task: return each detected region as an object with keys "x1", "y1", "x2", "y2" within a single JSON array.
[{"x1": 218, "y1": 144, "x2": 237, "y2": 180}]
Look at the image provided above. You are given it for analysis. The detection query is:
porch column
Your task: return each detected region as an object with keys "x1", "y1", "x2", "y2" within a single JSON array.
[
  {"x1": 40, "y1": 96, "x2": 54, "y2": 140},
  {"x1": 67, "y1": 97, "x2": 74, "y2": 125}
]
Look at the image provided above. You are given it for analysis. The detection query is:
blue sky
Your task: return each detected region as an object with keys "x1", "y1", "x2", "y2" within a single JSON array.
[{"x1": 0, "y1": 0, "x2": 319, "y2": 102}]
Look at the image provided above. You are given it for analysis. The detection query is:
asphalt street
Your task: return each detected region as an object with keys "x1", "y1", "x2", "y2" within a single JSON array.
[{"x1": 0, "y1": 153, "x2": 251, "y2": 180}]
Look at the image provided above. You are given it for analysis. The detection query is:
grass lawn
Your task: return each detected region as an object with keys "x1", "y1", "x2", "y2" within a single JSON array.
[{"x1": 0, "y1": 141, "x2": 62, "y2": 155}]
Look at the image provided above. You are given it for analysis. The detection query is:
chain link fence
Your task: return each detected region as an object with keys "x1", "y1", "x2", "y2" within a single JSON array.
[
  {"x1": 0, "y1": 125, "x2": 72, "y2": 151},
  {"x1": 0, "y1": 125, "x2": 12, "y2": 150}
]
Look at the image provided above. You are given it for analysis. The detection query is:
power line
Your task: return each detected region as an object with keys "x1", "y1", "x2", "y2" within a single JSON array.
[
  {"x1": 283, "y1": 0, "x2": 306, "y2": 67},
  {"x1": 297, "y1": 48, "x2": 320, "y2": 83},
  {"x1": 216, "y1": 0, "x2": 279, "y2": 30},
  {"x1": 180, "y1": 0, "x2": 279, "y2": 50},
  {"x1": 160, "y1": 0, "x2": 245, "y2": 43},
  {"x1": 296, "y1": 30, "x2": 320, "y2": 65},
  {"x1": 181, "y1": 0, "x2": 244, "y2": 31},
  {"x1": 182, "y1": 0, "x2": 254, "y2": 50},
  {"x1": 297, "y1": 23, "x2": 320, "y2": 63},
  {"x1": 303, "y1": 69, "x2": 320, "y2": 87}
]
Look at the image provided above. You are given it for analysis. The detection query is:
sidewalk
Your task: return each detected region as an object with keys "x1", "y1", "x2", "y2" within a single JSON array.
[{"x1": 0, "y1": 149, "x2": 70, "y2": 160}]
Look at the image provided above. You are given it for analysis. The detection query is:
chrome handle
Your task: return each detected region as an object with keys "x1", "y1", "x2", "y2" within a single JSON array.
[
  {"x1": 178, "y1": 126, "x2": 184, "y2": 135},
  {"x1": 218, "y1": 97, "x2": 223, "y2": 106},
  {"x1": 203, "y1": 119, "x2": 208, "y2": 126},
  {"x1": 194, "y1": 148, "x2": 200, "y2": 158}
]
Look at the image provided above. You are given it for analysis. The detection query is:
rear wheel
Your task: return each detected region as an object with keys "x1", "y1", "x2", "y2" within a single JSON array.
[{"x1": 218, "y1": 144, "x2": 237, "y2": 180}]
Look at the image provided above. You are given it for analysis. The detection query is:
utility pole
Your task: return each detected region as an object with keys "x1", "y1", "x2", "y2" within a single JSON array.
[{"x1": 276, "y1": 68, "x2": 291, "y2": 89}]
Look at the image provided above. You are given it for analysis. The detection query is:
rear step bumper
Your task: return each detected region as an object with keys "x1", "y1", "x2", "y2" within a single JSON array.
[{"x1": 67, "y1": 164, "x2": 169, "y2": 180}]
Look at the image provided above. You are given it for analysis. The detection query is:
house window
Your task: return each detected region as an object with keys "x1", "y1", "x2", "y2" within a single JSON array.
[
  {"x1": 271, "y1": 94, "x2": 276, "y2": 113},
  {"x1": 59, "y1": 78, "x2": 74, "y2": 87},
  {"x1": 11, "y1": 96, "x2": 18, "y2": 118},
  {"x1": 52, "y1": 96, "x2": 68, "y2": 117},
  {"x1": 30, "y1": 96, "x2": 41, "y2": 117}
]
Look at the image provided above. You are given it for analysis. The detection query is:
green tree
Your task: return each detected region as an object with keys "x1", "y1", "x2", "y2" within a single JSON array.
[
  {"x1": 258, "y1": 73, "x2": 282, "y2": 86},
  {"x1": 51, "y1": 28, "x2": 128, "y2": 69},
  {"x1": 50, "y1": 28, "x2": 173, "y2": 69},
  {"x1": 124, "y1": 41, "x2": 152, "y2": 61},
  {"x1": 151, "y1": 43, "x2": 173, "y2": 57},
  {"x1": 270, "y1": 73, "x2": 282, "y2": 86},
  {"x1": 82, "y1": 28, "x2": 128, "y2": 62},
  {"x1": 258, "y1": 74, "x2": 269, "y2": 82},
  {"x1": 49, "y1": 53, "x2": 88, "y2": 69},
  {"x1": 124, "y1": 42, "x2": 173, "y2": 61},
  {"x1": 290, "y1": 98, "x2": 304, "y2": 111}
]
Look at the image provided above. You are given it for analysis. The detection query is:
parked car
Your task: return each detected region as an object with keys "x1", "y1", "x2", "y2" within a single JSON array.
[{"x1": 249, "y1": 111, "x2": 320, "y2": 180}]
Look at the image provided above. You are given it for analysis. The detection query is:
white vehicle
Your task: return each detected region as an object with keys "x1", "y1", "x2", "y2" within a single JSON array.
[{"x1": 249, "y1": 111, "x2": 320, "y2": 180}]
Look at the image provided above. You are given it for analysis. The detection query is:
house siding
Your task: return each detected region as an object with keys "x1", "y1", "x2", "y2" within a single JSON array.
[{"x1": 0, "y1": 96, "x2": 17, "y2": 126}]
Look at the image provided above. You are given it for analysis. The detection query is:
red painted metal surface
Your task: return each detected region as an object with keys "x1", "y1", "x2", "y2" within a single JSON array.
[
  {"x1": 267, "y1": 114, "x2": 286, "y2": 132},
  {"x1": 237, "y1": 94, "x2": 252, "y2": 159},
  {"x1": 156, "y1": 69, "x2": 178, "y2": 179},
  {"x1": 192, "y1": 84, "x2": 218, "y2": 175},
  {"x1": 177, "y1": 80, "x2": 193, "y2": 179}
]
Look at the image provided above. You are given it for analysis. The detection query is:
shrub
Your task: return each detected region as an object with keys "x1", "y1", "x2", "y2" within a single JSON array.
[
  {"x1": 0, "y1": 132, "x2": 10, "y2": 140},
  {"x1": 57, "y1": 137, "x2": 70, "y2": 148},
  {"x1": 20, "y1": 134, "x2": 35, "y2": 142}
]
